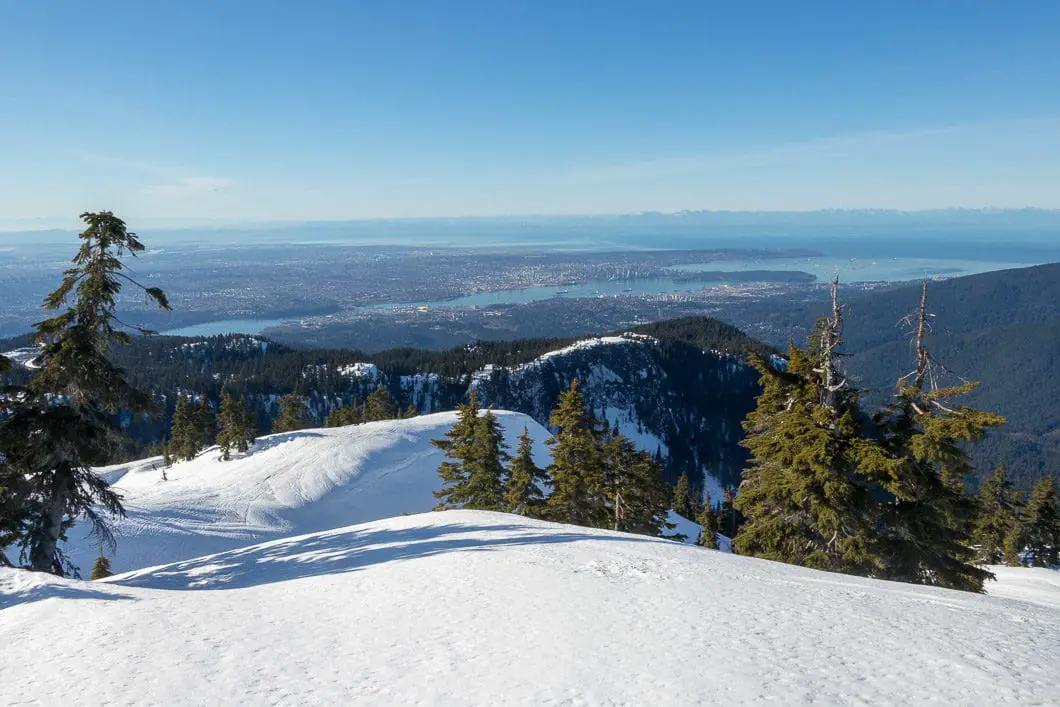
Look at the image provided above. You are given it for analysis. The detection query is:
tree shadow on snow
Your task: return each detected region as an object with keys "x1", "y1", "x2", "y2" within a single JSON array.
[
  {"x1": 108, "y1": 520, "x2": 662, "y2": 592},
  {"x1": 0, "y1": 578, "x2": 136, "y2": 610}
]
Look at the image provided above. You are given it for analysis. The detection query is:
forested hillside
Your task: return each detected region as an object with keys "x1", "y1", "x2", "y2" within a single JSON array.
[
  {"x1": 724, "y1": 263, "x2": 1059, "y2": 489},
  {"x1": 2, "y1": 317, "x2": 771, "y2": 493}
]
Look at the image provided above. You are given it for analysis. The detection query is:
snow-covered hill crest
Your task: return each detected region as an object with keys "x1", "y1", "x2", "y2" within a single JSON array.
[
  {"x1": 3, "y1": 510, "x2": 1059, "y2": 705},
  {"x1": 63, "y1": 411, "x2": 552, "y2": 575}
]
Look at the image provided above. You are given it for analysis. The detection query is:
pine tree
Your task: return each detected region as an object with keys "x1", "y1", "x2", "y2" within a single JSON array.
[
  {"x1": 170, "y1": 396, "x2": 204, "y2": 461},
  {"x1": 696, "y1": 489, "x2": 720, "y2": 549},
  {"x1": 463, "y1": 409, "x2": 508, "y2": 511},
  {"x1": 432, "y1": 391, "x2": 481, "y2": 510},
  {"x1": 873, "y1": 281, "x2": 1005, "y2": 592},
  {"x1": 161, "y1": 441, "x2": 172, "y2": 469},
  {"x1": 217, "y1": 392, "x2": 256, "y2": 460},
  {"x1": 89, "y1": 553, "x2": 112, "y2": 580},
  {"x1": 0, "y1": 212, "x2": 170, "y2": 573},
  {"x1": 672, "y1": 472, "x2": 693, "y2": 518},
  {"x1": 273, "y1": 394, "x2": 312, "y2": 433},
  {"x1": 735, "y1": 280, "x2": 883, "y2": 576},
  {"x1": 505, "y1": 427, "x2": 546, "y2": 516},
  {"x1": 603, "y1": 433, "x2": 671, "y2": 536},
  {"x1": 362, "y1": 386, "x2": 395, "y2": 422},
  {"x1": 1020, "y1": 477, "x2": 1059, "y2": 567},
  {"x1": 544, "y1": 379, "x2": 608, "y2": 528},
  {"x1": 972, "y1": 464, "x2": 1021, "y2": 564},
  {"x1": 196, "y1": 398, "x2": 217, "y2": 448},
  {"x1": 324, "y1": 404, "x2": 360, "y2": 427},
  {"x1": 402, "y1": 404, "x2": 419, "y2": 419}
]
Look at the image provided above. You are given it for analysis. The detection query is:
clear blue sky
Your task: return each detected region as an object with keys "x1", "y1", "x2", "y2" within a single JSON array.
[{"x1": 2, "y1": 1, "x2": 1059, "y2": 226}]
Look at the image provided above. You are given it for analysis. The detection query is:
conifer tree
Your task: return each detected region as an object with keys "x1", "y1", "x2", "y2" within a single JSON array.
[
  {"x1": 432, "y1": 391, "x2": 481, "y2": 509},
  {"x1": 217, "y1": 392, "x2": 256, "y2": 460},
  {"x1": 463, "y1": 409, "x2": 509, "y2": 511},
  {"x1": 89, "y1": 552, "x2": 112, "y2": 580},
  {"x1": 402, "y1": 404, "x2": 419, "y2": 419},
  {"x1": 1019, "y1": 477, "x2": 1059, "y2": 567},
  {"x1": 544, "y1": 379, "x2": 608, "y2": 528},
  {"x1": 673, "y1": 472, "x2": 693, "y2": 518},
  {"x1": 362, "y1": 386, "x2": 395, "y2": 422},
  {"x1": 505, "y1": 427, "x2": 546, "y2": 516},
  {"x1": 696, "y1": 489, "x2": 720, "y2": 549},
  {"x1": 873, "y1": 281, "x2": 1004, "y2": 591},
  {"x1": 0, "y1": 211, "x2": 170, "y2": 573},
  {"x1": 324, "y1": 404, "x2": 359, "y2": 427},
  {"x1": 170, "y1": 396, "x2": 204, "y2": 461},
  {"x1": 196, "y1": 398, "x2": 217, "y2": 448},
  {"x1": 735, "y1": 279, "x2": 883, "y2": 575},
  {"x1": 603, "y1": 433, "x2": 671, "y2": 535},
  {"x1": 273, "y1": 394, "x2": 312, "y2": 433},
  {"x1": 972, "y1": 464, "x2": 1021, "y2": 564}
]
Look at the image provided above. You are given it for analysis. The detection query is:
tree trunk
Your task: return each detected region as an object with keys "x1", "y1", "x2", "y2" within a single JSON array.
[{"x1": 29, "y1": 463, "x2": 73, "y2": 573}]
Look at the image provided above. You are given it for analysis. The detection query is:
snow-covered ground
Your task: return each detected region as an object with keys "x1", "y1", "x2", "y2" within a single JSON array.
[
  {"x1": 62, "y1": 411, "x2": 553, "y2": 575},
  {"x1": 2, "y1": 510, "x2": 1058, "y2": 705}
]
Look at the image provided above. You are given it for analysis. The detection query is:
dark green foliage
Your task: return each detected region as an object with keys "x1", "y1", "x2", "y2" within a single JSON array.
[
  {"x1": 362, "y1": 386, "x2": 396, "y2": 422},
  {"x1": 735, "y1": 342, "x2": 882, "y2": 575},
  {"x1": 464, "y1": 409, "x2": 509, "y2": 511},
  {"x1": 602, "y1": 433, "x2": 671, "y2": 536},
  {"x1": 273, "y1": 394, "x2": 312, "y2": 434},
  {"x1": 972, "y1": 464, "x2": 1021, "y2": 564},
  {"x1": 432, "y1": 392, "x2": 508, "y2": 510},
  {"x1": 89, "y1": 553, "x2": 112, "y2": 580},
  {"x1": 197, "y1": 398, "x2": 217, "y2": 448},
  {"x1": 505, "y1": 427, "x2": 546, "y2": 516},
  {"x1": 217, "y1": 392, "x2": 256, "y2": 460},
  {"x1": 672, "y1": 472, "x2": 692, "y2": 518},
  {"x1": 324, "y1": 403, "x2": 361, "y2": 427},
  {"x1": 0, "y1": 212, "x2": 170, "y2": 574},
  {"x1": 873, "y1": 383, "x2": 1004, "y2": 592},
  {"x1": 1016, "y1": 477, "x2": 1059, "y2": 567},
  {"x1": 544, "y1": 379, "x2": 608, "y2": 528},
  {"x1": 170, "y1": 397, "x2": 204, "y2": 461},
  {"x1": 696, "y1": 489, "x2": 719, "y2": 549}
]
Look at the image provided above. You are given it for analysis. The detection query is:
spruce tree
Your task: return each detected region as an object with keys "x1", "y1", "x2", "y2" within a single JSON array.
[
  {"x1": 1020, "y1": 477, "x2": 1059, "y2": 567},
  {"x1": 873, "y1": 281, "x2": 1004, "y2": 592},
  {"x1": 0, "y1": 212, "x2": 170, "y2": 573},
  {"x1": 170, "y1": 396, "x2": 204, "y2": 461},
  {"x1": 544, "y1": 379, "x2": 608, "y2": 528},
  {"x1": 463, "y1": 409, "x2": 508, "y2": 511},
  {"x1": 972, "y1": 464, "x2": 1021, "y2": 564},
  {"x1": 217, "y1": 392, "x2": 256, "y2": 460},
  {"x1": 432, "y1": 391, "x2": 481, "y2": 510},
  {"x1": 273, "y1": 394, "x2": 312, "y2": 433},
  {"x1": 696, "y1": 489, "x2": 720, "y2": 549},
  {"x1": 196, "y1": 398, "x2": 217, "y2": 448},
  {"x1": 324, "y1": 404, "x2": 359, "y2": 427},
  {"x1": 673, "y1": 472, "x2": 693, "y2": 518},
  {"x1": 735, "y1": 280, "x2": 882, "y2": 575},
  {"x1": 89, "y1": 553, "x2": 113, "y2": 580},
  {"x1": 362, "y1": 386, "x2": 395, "y2": 422},
  {"x1": 505, "y1": 427, "x2": 546, "y2": 516},
  {"x1": 603, "y1": 433, "x2": 671, "y2": 535}
]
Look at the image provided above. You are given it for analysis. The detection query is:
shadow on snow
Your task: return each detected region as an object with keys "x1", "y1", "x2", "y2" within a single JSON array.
[{"x1": 109, "y1": 518, "x2": 662, "y2": 592}]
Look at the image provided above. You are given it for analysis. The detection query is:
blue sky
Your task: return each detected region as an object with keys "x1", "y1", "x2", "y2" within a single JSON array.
[{"x1": 2, "y1": 1, "x2": 1059, "y2": 226}]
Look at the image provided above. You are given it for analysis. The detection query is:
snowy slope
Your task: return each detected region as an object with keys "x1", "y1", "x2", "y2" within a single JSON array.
[
  {"x1": 62, "y1": 411, "x2": 552, "y2": 575},
  {"x1": 3, "y1": 511, "x2": 1058, "y2": 705}
]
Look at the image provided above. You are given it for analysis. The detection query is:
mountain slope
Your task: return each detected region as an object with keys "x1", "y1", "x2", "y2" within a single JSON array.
[
  {"x1": 732, "y1": 262, "x2": 1060, "y2": 488},
  {"x1": 62, "y1": 411, "x2": 553, "y2": 575},
  {"x1": 3, "y1": 510, "x2": 1058, "y2": 705}
]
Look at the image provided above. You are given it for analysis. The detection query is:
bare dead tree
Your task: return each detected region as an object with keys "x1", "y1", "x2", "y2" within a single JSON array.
[
  {"x1": 817, "y1": 274, "x2": 847, "y2": 415},
  {"x1": 897, "y1": 278, "x2": 934, "y2": 392}
]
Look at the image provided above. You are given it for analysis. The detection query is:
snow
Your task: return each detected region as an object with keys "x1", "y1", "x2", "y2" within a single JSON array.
[
  {"x1": 2, "y1": 511, "x2": 1058, "y2": 705},
  {"x1": 1, "y1": 346, "x2": 40, "y2": 369},
  {"x1": 522, "y1": 333, "x2": 655, "y2": 367},
  {"x1": 60, "y1": 411, "x2": 552, "y2": 575},
  {"x1": 338, "y1": 361, "x2": 380, "y2": 378}
]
